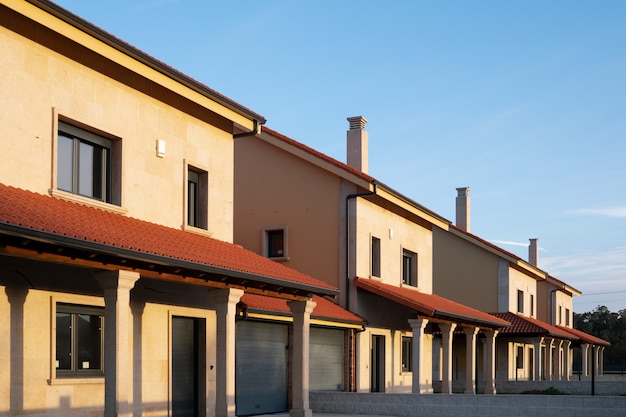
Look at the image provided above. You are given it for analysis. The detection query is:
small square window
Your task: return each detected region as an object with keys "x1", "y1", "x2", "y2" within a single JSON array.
[
  {"x1": 517, "y1": 290, "x2": 524, "y2": 314},
  {"x1": 402, "y1": 249, "x2": 417, "y2": 287},
  {"x1": 371, "y1": 236, "x2": 381, "y2": 277},
  {"x1": 187, "y1": 166, "x2": 208, "y2": 229},
  {"x1": 402, "y1": 336, "x2": 412, "y2": 372},
  {"x1": 263, "y1": 227, "x2": 288, "y2": 259},
  {"x1": 57, "y1": 122, "x2": 119, "y2": 204},
  {"x1": 56, "y1": 303, "x2": 104, "y2": 377}
]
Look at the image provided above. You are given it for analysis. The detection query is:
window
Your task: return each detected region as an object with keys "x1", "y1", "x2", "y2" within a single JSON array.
[
  {"x1": 516, "y1": 346, "x2": 524, "y2": 369},
  {"x1": 263, "y1": 227, "x2": 288, "y2": 259},
  {"x1": 402, "y1": 249, "x2": 417, "y2": 287},
  {"x1": 56, "y1": 304, "x2": 104, "y2": 377},
  {"x1": 57, "y1": 122, "x2": 116, "y2": 204},
  {"x1": 401, "y1": 336, "x2": 412, "y2": 372},
  {"x1": 566, "y1": 308, "x2": 570, "y2": 326},
  {"x1": 559, "y1": 306, "x2": 562, "y2": 325},
  {"x1": 517, "y1": 290, "x2": 524, "y2": 314},
  {"x1": 530, "y1": 294, "x2": 534, "y2": 317},
  {"x1": 187, "y1": 166, "x2": 208, "y2": 229},
  {"x1": 371, "y1": 236, "x2": 381, "y2": 277}
]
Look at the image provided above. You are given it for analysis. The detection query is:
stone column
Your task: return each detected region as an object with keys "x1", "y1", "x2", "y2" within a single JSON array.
[
  {"x1": 288, "y1": 299, "x2": 316, "y2": 417},
  {"x1": 533, "y1": 338, "x2": 543, "y2": 381},
  {"x1": 562, "y1": 341, "x2": 571, "y2": 381},
  {"x1": 408, "y1": 318, "x2": 430, "y2": 394},
  {"x1": 96, "y1": 270, "x2": 140, "y2": 417},
  {"x1": 439, "y1": 323, "x2": 456, "y2": 394},
  {"x1": 599, "y1": 347, "x2": 604, "y2": 375},
  {"x1": 463, "y1": 327, "x2": 479, "y2": 394},
  {"x1": 581, "y1": 343, "x2": 589, "y2": 377},
  {"x1": 483, "y1": 329, "x2": 498, "y2": 394},
  {"x1": 210, "y1": 288, "x2": 244, "y2": 417},
  {"x1": 554, "y1": 340, "x2": 563, "y2": 380},
  {"x1": 6, "y1": 284, "x2": 29, "y2": 415},
  {"x1": 545, "y1": 339, "x2": 554, "y2": 381},
  {"x1": 594, "y1": 346, "x2": 600, "y2": 376}
]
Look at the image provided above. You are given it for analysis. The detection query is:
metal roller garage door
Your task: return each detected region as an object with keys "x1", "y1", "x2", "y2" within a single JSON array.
[
  {"x1": 236, "y1": 321, "x2": 288, "y2": 416},
  {"x1": 310, "y1": 327, "x2": 344, "y2": 391}
]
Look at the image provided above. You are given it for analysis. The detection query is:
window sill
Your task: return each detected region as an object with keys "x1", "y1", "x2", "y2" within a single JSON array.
[
  {"x1": 268, "y1": 256, "x2": 290, "y2": 262},
  {"x1": 48, "y1": 376, "x2": 104, "y2": 385},
  {"x1": 49, "y1": 189, "x2": 127, "y2": 215},
  {"x1": 182, "y1": 224, "x2": 213, "y2": 237}
]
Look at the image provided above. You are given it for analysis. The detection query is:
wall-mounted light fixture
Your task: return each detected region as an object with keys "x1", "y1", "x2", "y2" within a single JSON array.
[{"x1": 156, "y1": 139, "x2": 166, "y2": 158}]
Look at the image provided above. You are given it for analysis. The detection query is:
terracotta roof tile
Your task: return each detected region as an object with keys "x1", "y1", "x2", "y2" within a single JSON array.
[
  {"x1": 240, "y1": 294, "x2": 365, "y2": 324},
  {"x1": 557, "y1": 325, "x2": 610, "y2": 346},
  {"x1": 0, "y1": 183, "x2": 335, "y2": 294},
  {"x1": 490, "y1": 312, "x2": 576, "y2": 340},
  {"x1": 354, "y1": 277, "x2": 510, "y2": 328}
]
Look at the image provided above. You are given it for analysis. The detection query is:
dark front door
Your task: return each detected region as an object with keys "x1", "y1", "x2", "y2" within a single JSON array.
[
  {"x1": 172, "y1": 316, "x2": 203, "y2": 417},
  {"x1": 371, "y1": 334, "x2": 385, "y2": 392}
]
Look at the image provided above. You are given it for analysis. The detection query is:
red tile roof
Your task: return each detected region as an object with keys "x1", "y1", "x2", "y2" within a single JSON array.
[
  {"x1": 490, "y1": 312, "x2": 576, "y2": 340},
  {"x1": 240, "y1": 294, "x2": 366, "y2": 324},
  {"x1": 354, "y1": 277, "x2": 510, "y2": 328},
  {"x1": 557, "y1": 325, "x2": 610, "y2": 346},
  {"x1": 0, "y1": 183, "x2": 336, "y2": 295}
]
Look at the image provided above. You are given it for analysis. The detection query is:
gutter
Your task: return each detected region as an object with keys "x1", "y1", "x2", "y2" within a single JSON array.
[{"x1": 0, "y1": 222, "x2": 338, "y2": 297}]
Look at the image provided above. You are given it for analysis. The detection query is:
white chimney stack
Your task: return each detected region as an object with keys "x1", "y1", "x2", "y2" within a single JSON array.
[
  {"x1": 346, "y1": 116, "x2": 368, "y2": 174},
  {"x1": 455, "y1": 187, "x2": 471, "y2": 232},
  {"x1": 529, "y1": 238, "x2": 539, "y2": 267}
]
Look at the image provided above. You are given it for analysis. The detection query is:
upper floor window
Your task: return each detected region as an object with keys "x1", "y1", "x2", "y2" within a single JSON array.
[
  {"x1": 566, "y1": 308, "x2": 570, "y2": 326},
  {"x1": 517, "y1": 290, "x2": 524, "y2": 314},
  {"x1": 263, "y1": 227, "x2": 288, "y2": 260},
  {"x1": 530, "y1": 294, "x2": 534, "y2": 317},
  {"x1": 58, "y1": 122, "x2": 112, "y2": 203},
  {"x1": 187, "y1": 166, "x2": 208, "y2": 229},
  {"x1": 559, "y1": 306, "x2": 563, "y2": 325},
  {"x1": 371, "y1": 236, "x2": 381, "y2": 277},
  {"x1": 56, "y1": 303, "x2": 104, "y2": 377},
  {"x1": 56, "y1": 121, "x2": 121, "y2": 206},
  {"x1": 402, "y1": 249, "x2": 417, "y2": 287}
]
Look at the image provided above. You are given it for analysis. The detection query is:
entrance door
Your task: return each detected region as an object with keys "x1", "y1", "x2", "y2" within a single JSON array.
[
  {"x1": 370, "y1": 335, "x2": 385, "y2": 392},
  {"x1": 172, "y1": 317, "x2": 204, "y2": 417}
]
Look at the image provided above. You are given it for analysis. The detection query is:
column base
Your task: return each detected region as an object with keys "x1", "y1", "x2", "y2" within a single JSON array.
[{"x1": 290, "y1": 408, "x2": 313, "y2": 417}]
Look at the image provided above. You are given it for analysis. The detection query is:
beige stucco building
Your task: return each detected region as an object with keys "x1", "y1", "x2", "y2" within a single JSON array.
[
  {"x1": 235, "y1": 119, "x2": 511, "y2": 396},
  {"x1": 0, "y1": 1, "x2": 360, "y2": 416},
  {"x1": 433, "y1": 188, "x2": 609, "y2": 385}
]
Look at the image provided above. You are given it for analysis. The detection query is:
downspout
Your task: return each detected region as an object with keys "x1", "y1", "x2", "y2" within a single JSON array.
[
  {"x1": 233, "y1": 119, "x2": 261, "y2": 139},
  {"x1": 345, "y1": 180, "x2": 377, "y2": 311}
]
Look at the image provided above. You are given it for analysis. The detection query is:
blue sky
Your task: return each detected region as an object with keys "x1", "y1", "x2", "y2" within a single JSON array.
[{"x1": 53, "y1": 0, "x2": 626, "y2": 312}]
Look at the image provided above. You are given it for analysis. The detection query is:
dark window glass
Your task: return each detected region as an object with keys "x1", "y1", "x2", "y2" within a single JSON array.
[
  {"x1": 187, "y1": 169, "x2": 200, "y2": 227},
  {"x1": 402, "y1": 250, "x2": 417, "y2": 286},
  {"x1": 402, "y1": 336, "x2": 412, "y2": 372},
  {"x1": 267, "y1": 230, "x2": 285, "y2": 258},
  {"x1": 517, "y1": 290, "x2": 524, "y2": 314},
  {"x1": 57, "y1": 123, "x2": 111, "y2": 203},
  {"x1": 371, "y1": 237, "x2": 381, "y2": 277},
  {"x1": 56, "y1": 304, "x2": 104, "y2": 377}
]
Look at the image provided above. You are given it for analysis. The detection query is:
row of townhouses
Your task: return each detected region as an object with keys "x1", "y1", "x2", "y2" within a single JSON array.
[{"x1": 0, "y1": 1, "x2": 609, "y2": 417}]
